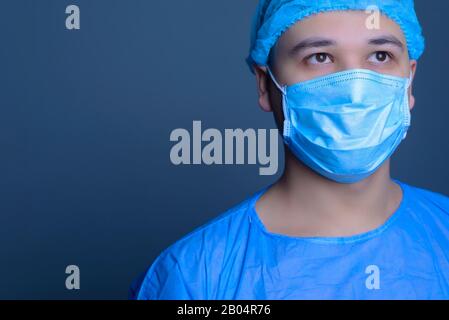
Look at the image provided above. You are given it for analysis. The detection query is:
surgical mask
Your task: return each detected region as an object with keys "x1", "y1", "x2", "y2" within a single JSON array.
[{"x1": 267, "y1": 68, "x2": 413, "y2": 183}]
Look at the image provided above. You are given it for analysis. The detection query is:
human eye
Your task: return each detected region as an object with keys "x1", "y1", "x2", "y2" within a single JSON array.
[
  {"x1": 368, "y1": 51, "x2": 393, "y2": 64},
  {"x1": 305, "y1": 53, "x2": 333, "y2": 65}
]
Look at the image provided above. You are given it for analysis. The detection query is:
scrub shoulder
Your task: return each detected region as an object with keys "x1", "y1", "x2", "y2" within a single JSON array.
[
  {"x1": 404, "y1": 182, "x2": 449, "y2": 215},
  {"x1": 134, "y1": 194, "x2": 256, "y2": 299}
]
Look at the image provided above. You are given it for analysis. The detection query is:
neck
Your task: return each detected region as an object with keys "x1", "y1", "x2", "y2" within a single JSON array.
[{"x1": 257, "y1": 149, "x2": 403, "y2": 237}]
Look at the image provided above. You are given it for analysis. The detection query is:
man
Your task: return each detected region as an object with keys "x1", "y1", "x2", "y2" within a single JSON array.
[{"x1": 134, "y1": 0, "x2": 449, "y2": 299}]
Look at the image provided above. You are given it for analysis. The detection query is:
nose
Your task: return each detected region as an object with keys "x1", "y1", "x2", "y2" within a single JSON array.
[{"x1": 335, "y1": 54, "x2": 364, "y2": 72}]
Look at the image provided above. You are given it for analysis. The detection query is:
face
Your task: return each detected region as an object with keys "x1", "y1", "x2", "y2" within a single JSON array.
[{"x1": 255, "y1": 11, "x2": 417, "y2": 126}]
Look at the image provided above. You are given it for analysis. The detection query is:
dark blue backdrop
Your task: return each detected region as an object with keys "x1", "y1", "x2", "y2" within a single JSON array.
[{"x1": 0, "y1": 0, "x2": 448, "y2": 299}]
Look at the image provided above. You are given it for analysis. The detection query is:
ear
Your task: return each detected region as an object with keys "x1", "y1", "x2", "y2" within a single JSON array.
[
  {"x1": 254, "y1": 65, "x2": 274, "y2": 112},
  {"x1": 408, "y1": 61, "x2": 418, "y2": 111}
]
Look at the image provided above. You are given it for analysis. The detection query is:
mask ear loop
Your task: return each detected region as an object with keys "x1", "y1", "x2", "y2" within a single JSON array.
[
  {"x1": 266, "y1": 67, "x2": 292, "y2": 138},
  {"x1": 407, "y1": 70, "x2": 413, "y2": 89},
  {"x1": 402, "y1": 70, "x2": 414, "y2": 139},
  {"x1": 266, "y1": 67, "x2": 286, "y2": 95}
]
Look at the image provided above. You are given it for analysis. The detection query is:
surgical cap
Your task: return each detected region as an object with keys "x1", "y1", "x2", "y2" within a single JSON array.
[{"x1": 247, "y1": 0, "x2": 425, "y2": 73}]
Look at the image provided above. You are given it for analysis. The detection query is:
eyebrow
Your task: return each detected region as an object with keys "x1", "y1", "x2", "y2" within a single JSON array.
[
  {"x1": 368, "y1": 35, "x2": 404, "y2": 51},
  {"x1": 288, "y1": 35, "x2": 405, "y2": 57},
  {"x1": 288, "y1": 37, "x2": 337, "y2": 57}
]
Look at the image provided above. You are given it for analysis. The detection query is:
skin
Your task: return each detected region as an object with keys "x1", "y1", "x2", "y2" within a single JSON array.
[{"x1": 254, "y1": 11, "x2": 417, "y2": 237}]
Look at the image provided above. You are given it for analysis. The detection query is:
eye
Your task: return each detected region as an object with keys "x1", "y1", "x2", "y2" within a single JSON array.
[
  {"x1": 368, "y1": 51, "x2": 392, "y2": 64},
  {"x1": 306, "y1": 53, "x2": 333, "y2": 65}
]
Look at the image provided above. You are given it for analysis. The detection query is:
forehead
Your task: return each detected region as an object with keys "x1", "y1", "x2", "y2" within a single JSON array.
[{"x1": 276, "y1": 10, "x2": 406, "y2": 49}]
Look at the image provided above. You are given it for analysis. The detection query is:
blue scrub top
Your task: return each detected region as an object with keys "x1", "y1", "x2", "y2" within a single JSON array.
[{"x1": 133, "y1": 180, "x2": 449, "y2": 299}]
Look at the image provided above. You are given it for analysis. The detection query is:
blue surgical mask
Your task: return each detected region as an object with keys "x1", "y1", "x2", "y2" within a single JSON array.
[{"x1": 267, "y1": 68, "x2": 413, "y2": 183}]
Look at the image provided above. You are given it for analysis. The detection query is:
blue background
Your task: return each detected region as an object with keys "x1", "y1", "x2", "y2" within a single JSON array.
[{"x1": 0, "y1": 0, "x2": 448, "y2": 299}]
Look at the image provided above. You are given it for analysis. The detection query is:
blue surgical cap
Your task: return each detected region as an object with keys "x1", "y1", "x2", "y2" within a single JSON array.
[{"x1": 247, "y1": 0, "x2": 425, "y2": 73}]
